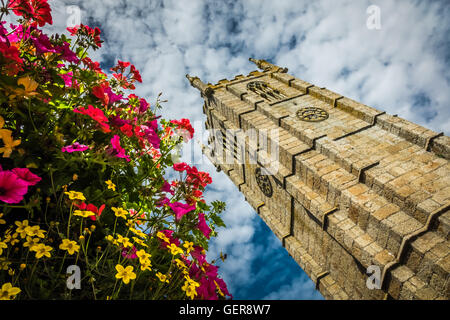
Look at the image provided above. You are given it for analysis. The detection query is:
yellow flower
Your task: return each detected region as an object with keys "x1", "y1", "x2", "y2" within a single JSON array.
[
  {"x1": 156, "y1": 231, "x2": 170, "y2": 244},
  {"x1": 214, "y1": 280, "x2": 225, "y2": 297},
  {"x1": 0, "y1": 213, "x2": 5, "y2": 225},
  {"x1": 30, "y1": 243, "x2": 52, "y2": 259},
  {"x1": 24, "y1": 225, "x2": 46, "y2": 238},
  {"x1": 167, "y1": 243, "x2": 183, "y2": 256},
  {"x1": 0, "y1": 241, "x2": 7, "y2": 256},
  {"x1": 23, "y1": 236, "x2": 40, "y2": 249},
  {"x1": 72, "y1": 174, "x2": 78, "y2": 181},
  {"x1": 115, "y1": 234, "x2": 132, "y2": 248},
  {"x1": 15, "y1": 220, "x2": 29, "y2": 238},
  {"x1": 19, "y1": 264, "x2": 26, "y2": 270},
  {"x1": 11, "y1": 76, "x2": 39, "y2": 99},
  {"x1": 112, "y1": 207, "x2": 128, "y2": 220},
  {"x1": 140, "y1": 260, "x2": 152, "y2": 272},
  {"x1": 156, "y1": 272, "x2": 169, "y2": 284},
  {"x1": 115, "y1": 264, "x2": 136, "y2": 284},
  {"x1": 174, "y1": 258, "x2": 187, "y2": 270},
  {"x1": 183, "y1": 241, "x2": 194, "y2": 254},
  {"x1": 59, "y1": 239, "x2": 80, "y2": 255},
  {"x1": 64, "y1": 191, "x2": 86, "y2": 201},
  {"x1": 132, "y1": 237, "x2": 148, "y2": 247},
  {"x1": 0, "y1": 129, "x2": 21, "y2": 158},
  {"x1": 136, "y1": 249, "x2": 151, "y2": 262},
  {"x1": 105, "y1": 180, "x2": 116, "y2": 191},
  {"x1": 0, "y1": 283, "x2": 21, "y2": 300},
  {"x1": 3, "y1": 229, "x2": 19, "y2": 245},
  {"x1": 73, "y1": 210, "x2": 95, "y2": 218},
  {"x1": 129, "y1": 227, "x2": 147, "y2": 239},
  {"x1": 182, "y1": 275, "x2": 200, "y2": 300}
]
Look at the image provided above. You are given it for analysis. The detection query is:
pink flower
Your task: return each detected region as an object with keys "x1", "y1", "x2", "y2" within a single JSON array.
[
  {"x1": 197, "y1": 213, "x2": 212, "y2": 239},
  {"x1": 167, "y1": 201, "x2": 196, "y2": 221},
  {"x1": 121, "y1": 246, "x2": 137, "y2": 259},
  {"x1": 11, "y1": 168, "x2": 41, "y2": 186},
  {"x1": 61, "y1": 142, "x2": 89, "y2": 153},
  {"x1": 160, "y1": 181, "x2": 174, "y2": 195},
  {"x1": 0, "y1": 170, "x2": 29, "y2": 204},
  {"x1": 110, "y1": 135, "x2": 130, "y2": 162}
]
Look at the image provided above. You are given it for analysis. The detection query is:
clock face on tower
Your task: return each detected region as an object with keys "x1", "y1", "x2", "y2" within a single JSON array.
[
  {"x1": 255, "y1": 167, "x2": 273, "y2": 198},
  {"x1": 296, "y1": 107, "x2": 329, "y2": 122}
]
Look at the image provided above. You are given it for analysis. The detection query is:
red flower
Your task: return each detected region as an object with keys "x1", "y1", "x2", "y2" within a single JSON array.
[
  {"x1": 173, "y1": 162, "x2": 189, "y2": 172},
  {"x1": 120, "y1": 124, "x2": 133, "y2": 137},
  {"x1": 67, "y1": 24, "x2": 102, "y2": 48},
  {"x1": 111, "y1": 60, "x2": 131, "y2": 72},
  {"x1": 82, "y1": 57, "x2": 104, "y2": 74},
  {"x1": 170, "y1": 118, "x2": 194, "y2": 141},
  {"x1": 74, "y1": 202, "x2": 105, "y2": 221},
  {"x1": 73, "y1": 105, "x2": 110, "y2": 132},
  {"x1": 186, "y1": 166, "x2": 212, "y2": 189},
  {"x1": 0, "y1": 42, "x2": 23, "y2": 76},
  {"x1": 8, "y1": 0, "x2": 53, "y2": 27},
  {"x1": 130, "y1": 64, "x2": 142, "y2": 83}
]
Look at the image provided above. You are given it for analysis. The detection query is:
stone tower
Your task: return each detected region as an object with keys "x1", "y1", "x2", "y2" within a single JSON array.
[{"x1": 187, "y1": 58, "x2": 450, "y2": 300}]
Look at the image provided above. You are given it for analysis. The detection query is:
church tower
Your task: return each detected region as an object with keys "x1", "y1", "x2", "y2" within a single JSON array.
[{"x1": 187, "y1": 58, "x2": 450, "y2": 300}]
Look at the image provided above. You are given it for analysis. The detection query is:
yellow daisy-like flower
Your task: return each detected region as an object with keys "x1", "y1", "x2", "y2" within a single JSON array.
[
  {"x1": 0, "y1": 241, "x2": 7, "y2": 256},
  {"x1": 3, "y1": 229, "x2": 19, "y2": 245},
  {"x1": 129, "y1": 227, "x2": 147, "y2": 239},
  {"x1": 112, "y1": 207, "x2": 128, "y2": 220},
  {"x1": 140, "y1": 260, "x2": 152, "y2": 272},
  {"x1": 182, "y1": 275, "x2": 200, "y2": 300},
  {"x1": 0, "y1": 213, "x2": 5, "y2": 225},
  {"x1": 23, "y1": 236, "x2": 40, "y2": 249},
  {"x1": 183, "y1": 241, "x2": 194, "y2": 254},
  {"x1": 115, "y1": 264, "x2": 136, "y2": 284},
  {"x1": 105, "y1": 180, "x2": 116, "y2": 191},
  {"x1": 24, "y1": 225, "x2": 46, "y2": 238},
  {"x1": 73, "y1": 210, "x2": 95, "y2": 218},
  {"x1": 59, "y1": 239, "x2": 80, "y2": 255},
  {"x1": 156, "y1": 231, "x2": 170, "y2": 244},
  {"x1": 64, "y1": 191, "x2": 86, "y2": 201},
  {"x1": 155, "y1": 272, "x2": 169, "y2": 284},
  {"x1": 136, "y1": 249, "x2": 151, "y2": 262},
  {"x1": 15, "y1": 220, "x2": 29, "y2": 238},
  {"x1": 167, "y1": 243, "x2": 183, "y2": 256},
  {"x1": 174, "y1": 258, "x2": 187, "y2": 270},
  {"x1": 0, "y1": 282, "x2": 21, "y2": 300},
  {"x1": 116, "y1": 235, "x2": 132, "y2": 248},
  {"x1": 30, "y1": 243, "x2": 53, "y2": 259},
  {"x1": 132, "y1": 237, "x2": 148, "y2": 247}
]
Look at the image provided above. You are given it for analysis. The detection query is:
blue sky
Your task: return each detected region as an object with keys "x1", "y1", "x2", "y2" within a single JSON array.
[{"x1": 40, "y1": 0, "x2": 450, "y2": 300}]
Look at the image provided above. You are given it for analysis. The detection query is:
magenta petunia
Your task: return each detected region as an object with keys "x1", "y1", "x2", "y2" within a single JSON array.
[
  {"x1": 167, "y1": 201, "x2": 196, "y2": 221},
  {"x1": 160, "y1": 181, "x2": 174, "y2": 195},
  {"x1": 121, "y1": 245, "x2": 137, "y2": 259},
  {"x1": 0, "y1": 170, "x2": 29, "y2": 204},
  {"x1": 11, "y1": 168, "x2": 41, "y2": 186},
  {"x1": 197, "y1": 213, "x2": 212, "y2": 239},
  {"x1": 61, "y1": 142, "x2": 89, "y2": 153},
  {"x1": 110, "y1": 135, "x2": 130, "y2": 162}
]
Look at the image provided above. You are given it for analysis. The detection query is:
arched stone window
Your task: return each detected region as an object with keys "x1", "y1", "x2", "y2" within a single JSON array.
[{"x1": 246, "y1": 81, "x2": 286, "y2": 102}]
